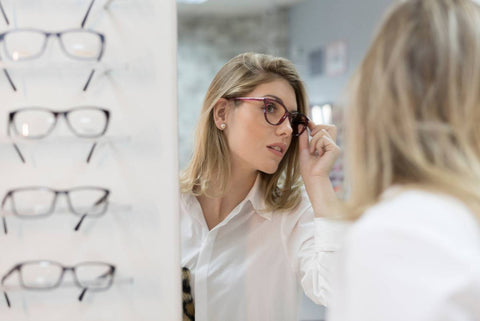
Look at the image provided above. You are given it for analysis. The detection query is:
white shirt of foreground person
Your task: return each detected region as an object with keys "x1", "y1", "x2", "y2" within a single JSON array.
[
  {"x1": 180, "y1": 175, "x2": 346, "y2": 321},
  {"x1": 328, "y1": 188, "x2": 480, "y2": 321}
]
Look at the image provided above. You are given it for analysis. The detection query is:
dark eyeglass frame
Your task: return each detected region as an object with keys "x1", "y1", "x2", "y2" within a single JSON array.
[
  {"x1": 1, "y1": 260, "x2": 115, "y2": 308},
  {"x1": 232, "y1": 97, "x2": 309, "y2": 137},
  {"x1": 1, "y1": 186, "x2": 110, "y2": 234},
  {"x1": 0, "y1": 28, "x2": 105, "y2": 92},
  {"x1": 0, "y1": 0, "x2": 115, "y2": 28},
  {"x1": 7, "y1": 106, "x2": 110, "y2": 164}
]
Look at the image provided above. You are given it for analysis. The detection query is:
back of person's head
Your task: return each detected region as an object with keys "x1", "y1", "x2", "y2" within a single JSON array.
[
  {"x1": 346, "y1": 0, "x2": 480, "y2": 218},
  {"x1": 181, "y1": 52, "x2": 308, "y2": 211}
]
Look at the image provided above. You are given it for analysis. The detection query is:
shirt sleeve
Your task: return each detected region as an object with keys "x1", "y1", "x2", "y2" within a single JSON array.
[
  {"x1": 281, "y1": 200, "x2": 350, "y2": 306},
  {"x1": 328, "y1": 221, "x2": 480, "y2": 321}
]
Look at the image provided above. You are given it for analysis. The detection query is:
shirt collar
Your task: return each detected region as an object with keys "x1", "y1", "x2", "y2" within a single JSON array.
[
  {"x1": 181, "y1": 174, "x2": 273, "y2": 222},
  {"x1": 245, "y1": 174, "x2": 272, "y2": 221}
]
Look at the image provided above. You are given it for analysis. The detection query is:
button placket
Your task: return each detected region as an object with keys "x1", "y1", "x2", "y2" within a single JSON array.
[{"x1": 195, "y1": 229, "x2": 218, "y2": 321}]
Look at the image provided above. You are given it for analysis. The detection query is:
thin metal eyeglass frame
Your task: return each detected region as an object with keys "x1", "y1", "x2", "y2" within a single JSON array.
[
  {"x1": 1, "y1": 186, "x2": 110, "y2": 234},
  {"x1": 0, "y1": 28, "x2": 105, "y2": 92},
  {"x1": 1, "y1": 260, "x2": 115, "y2": 308},
  {"x1": 233, "y1": 97, "x2": 309, "y2": 136},
  {"x1": 7, "y1": 106, "x2": 110, "y2": 164}
]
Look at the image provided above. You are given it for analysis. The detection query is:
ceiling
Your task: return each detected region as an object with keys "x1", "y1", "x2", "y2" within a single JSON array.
[{"x1": 177, "y1": 0, "x2": 303, "y2": 16}]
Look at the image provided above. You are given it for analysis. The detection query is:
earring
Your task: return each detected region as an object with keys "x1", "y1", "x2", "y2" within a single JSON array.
[{"x1": 220, "y1": 123, "x2": 226, "y2": 130}]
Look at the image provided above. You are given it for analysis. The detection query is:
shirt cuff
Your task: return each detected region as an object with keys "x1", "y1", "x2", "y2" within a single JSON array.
[{"x1": 314, "y1": 218, "x2": 350, "y2": 251}]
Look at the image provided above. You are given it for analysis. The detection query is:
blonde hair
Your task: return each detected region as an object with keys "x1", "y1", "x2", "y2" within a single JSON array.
[
  {"x1": 180, "y1": 52, "x2": 308, "y2": 211},
  {"x1": 346, "y1": 0, "x2": 480, "y2": 219}
]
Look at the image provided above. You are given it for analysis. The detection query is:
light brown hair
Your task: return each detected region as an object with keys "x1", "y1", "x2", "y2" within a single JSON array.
[
  {"x1": 346, "y1": 0, "x2": 480, "y2": 219},
  {"x1": 180, "y1": 52, "x2": 309, "y2": 211}
]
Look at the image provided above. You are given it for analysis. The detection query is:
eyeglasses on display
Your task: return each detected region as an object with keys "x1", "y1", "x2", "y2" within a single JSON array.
[
  {"x1": 232, "y1": 97, "x2": 309, "y2": 136},
  {"x1": 1, "y1": 186, "x2": 110, "y2": 234},
  {"x1": 7, "y1": 106, "x2": 110, "y2": 163},
  {"x1": 0, "y1": 28, "x2": 105, "y2": 91},
  {"x1": 0, "y1": 0, "x2": 116, "y2": 28},
  {"x1": 1, "y1": 260, "x2": 115, "y2": 308}
]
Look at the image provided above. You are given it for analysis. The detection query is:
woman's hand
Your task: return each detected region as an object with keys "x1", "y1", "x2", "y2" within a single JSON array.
[
  {"x1": 298, "y1": 122, "x2": 341, "y2": 218},
  {"x1": 298, "y1": 122, "x2": 341, "y2": 180}
]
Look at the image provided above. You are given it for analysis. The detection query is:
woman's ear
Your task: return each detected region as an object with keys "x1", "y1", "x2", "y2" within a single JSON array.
[{"x1": 213, "y1": 98, "x2": 229, "y2": 130}]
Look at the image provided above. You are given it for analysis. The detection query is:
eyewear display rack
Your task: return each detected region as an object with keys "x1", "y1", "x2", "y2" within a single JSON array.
[{"x1": 0, "y1": 0, "x2": 180, "y2": 320}]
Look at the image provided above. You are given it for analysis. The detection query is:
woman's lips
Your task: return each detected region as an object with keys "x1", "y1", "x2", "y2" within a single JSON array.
[{"x1": 267, "y1": 143, "x2": 286, "y2": 157}]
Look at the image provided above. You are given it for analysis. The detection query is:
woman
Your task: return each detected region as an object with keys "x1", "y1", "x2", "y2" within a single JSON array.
[
  {"x1": 326, "y1": 0, "x2": 480, "y2": 320},
  {"x1": 180, "y1": 52, "x2": 343, "y2": 321}
]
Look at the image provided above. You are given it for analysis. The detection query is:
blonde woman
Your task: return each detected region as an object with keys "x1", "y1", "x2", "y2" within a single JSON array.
[
  {"x1": 180, "y1": 52, "x2": 343, "y2": 321},
  {"x1": 325, "y1": 0, "x2": 480, "y2": 320}
]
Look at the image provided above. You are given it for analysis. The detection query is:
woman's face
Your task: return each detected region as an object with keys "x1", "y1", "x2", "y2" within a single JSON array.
[{"x1": 224, "y1": 78, "x2": 297, "y2": 175}]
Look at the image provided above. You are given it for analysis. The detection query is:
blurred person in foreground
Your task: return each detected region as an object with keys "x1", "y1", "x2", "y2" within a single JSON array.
[{"x1": 323, "y1": 0, "x2": 480, "y2": 320}]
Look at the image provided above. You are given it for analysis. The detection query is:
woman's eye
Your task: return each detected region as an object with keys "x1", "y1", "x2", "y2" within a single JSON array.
[{"x1": 264, "y1": 103, "x2": 277, "y2": 113}]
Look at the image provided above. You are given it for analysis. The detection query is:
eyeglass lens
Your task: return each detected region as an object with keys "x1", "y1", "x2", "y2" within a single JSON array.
[
  {"x1": 21, "y1": 262, "x2": 63, "y2": 289},
  {"x1": 10, "y1": 188, "x2": 108, "y2": 217},
  {"x1": 18, "y1": 261, "x2": 113, "y2": 290},
  {"x1": 11, "y1": 107, "x2": 109, "y2": 139},
  {"x1": 263, "y1": 99, "x2": 308, "y2": 136},
  {"x1": 3, "y1": 30, "x2": 103, "y2": 61}
]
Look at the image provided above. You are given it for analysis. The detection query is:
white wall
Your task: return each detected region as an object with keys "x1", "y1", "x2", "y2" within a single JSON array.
[
  {"x1": 0, "y1": 0, "x2": 180, "y2": 320},
  {"x1": 289, "y1": 0, "x2": 393, "y2": 105}
]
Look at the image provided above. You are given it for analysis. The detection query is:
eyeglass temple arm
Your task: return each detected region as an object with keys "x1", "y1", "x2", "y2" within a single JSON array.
[
  {"x1": 3, "y1": 291, "x2": 10, "y2": 307},
  {"x1": 86, "y1": 141, "x2": 97, "y2": 163},
  {"x1": 81, "y1": 0, "x2": 116, "y2": 28},
  {"x1": 1, "y1": 192, "x2": 10, "y2": 234},
  {"x1": 80, "y1": 0, "x2": 95, "y2": 28},
  {"x1": 1, "y1": 265, "x2": 19, "y2": 308},
  {"x1": 77, "y1": 268, "x2": 112, "y2": 301},
  {"x1": 0, "y1": 1, "x2": 9, "y2": 25},
  {"x1": 78, "y1": 288, "x2": 88, "y2": 301},
  {"x1": 74, "y1": 193, "x2": 108, "y2": 231},
  {"x1": 1, "y1": 217, "x2": 6, "y2": 234},
  {"x1": 0, "y1": 55, "x2": 17, "y2": 91},
  {"x1": 83, "y1": 69, "x2": 95, "y2": 92},
  {"x1": 7, "y1": 123, "x2": 26, "y2": 163},
  {"x1": 74, "y1": 214, "x2": 88, "y2": 232},
  {"x1": 3, "y1": 69, "x2": 16, "y2": 91}
]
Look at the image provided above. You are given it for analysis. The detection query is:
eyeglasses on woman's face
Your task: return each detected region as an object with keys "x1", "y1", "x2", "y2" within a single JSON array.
[{"x1": 232, "y1": 97, "x2": 309, "y2": 137}]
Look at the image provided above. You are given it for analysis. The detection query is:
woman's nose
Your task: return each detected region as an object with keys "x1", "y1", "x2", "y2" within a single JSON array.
[{"x1": 276, "y1": 118, "x2": 293, "y2": 137}]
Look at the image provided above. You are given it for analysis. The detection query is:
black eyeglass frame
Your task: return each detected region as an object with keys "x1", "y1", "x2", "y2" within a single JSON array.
[
  {"x1": 1, "y1": 186, "x2": 110, "y2": 234},
  {"x1": 1, "y1": 260, "x2": 115, "y2": 308},
  {"x1": 232, "y1": 97, "x2": 310, "y2": 137},
  {"x1": 7, "y1": 106, "x2": 110, "y2": 164}
]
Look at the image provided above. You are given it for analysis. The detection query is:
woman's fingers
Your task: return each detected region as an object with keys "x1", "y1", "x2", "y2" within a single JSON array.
[
  {"x1": 298, "y1": 126, "x2": 310, "y2": 152},
  {"x1": 308, "y1": 123, "x2": 337, "y2": 141},
  {"x1": 309, "y1": 128, "x2": 334, "y2": 154}
]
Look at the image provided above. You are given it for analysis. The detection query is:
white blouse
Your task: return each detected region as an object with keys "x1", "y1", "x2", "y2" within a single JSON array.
[
  {"x1": 180, "y1": 176, "x2": 346, "y2": 321},
  {"x1": 328, "y1": 189, "x2": 480, "y2": 321}
]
